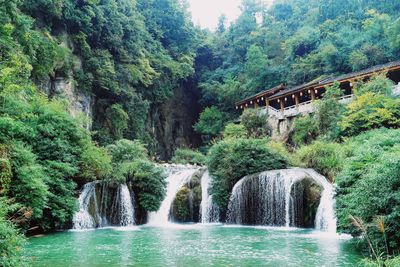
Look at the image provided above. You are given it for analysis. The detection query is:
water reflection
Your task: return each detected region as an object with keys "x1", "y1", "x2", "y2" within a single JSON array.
[{"x1": 27, "y1": 225, "x2": 362, "y2": 267}]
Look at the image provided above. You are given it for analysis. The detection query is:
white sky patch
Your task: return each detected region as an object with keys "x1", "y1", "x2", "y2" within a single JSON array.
[
  {"x1": 187, "y1": 0, "x2": 242, "y2": 30},
  {"x1": 188, "y1": 0, "x2": 273, "y2": 30}
]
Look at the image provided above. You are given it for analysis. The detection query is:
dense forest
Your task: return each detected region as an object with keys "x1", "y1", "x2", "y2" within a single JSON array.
[{"x1": 1, "y1": 0, "x2": 400, "y2": 266}]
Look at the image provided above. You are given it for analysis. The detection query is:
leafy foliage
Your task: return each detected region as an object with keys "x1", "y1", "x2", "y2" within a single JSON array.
[
  {"x1": 336, "y1": 129, "x2": 400, "y2": 254},
  {"x1": 171, "y1": 148, "x2": 206, "y2": 166},
  {"x1": 295, "y1": 141, "x2": 345, "y2": 182},
  {"x1": 207, "y1": 138, "x2": 288, "y2": 212},
  {"x1": 292, "y1": 115, "x2": 319, "y2": 146},
  {"x1": 341, "y1": 78, "x2": 400, "y2": 136},
  {"x1": 108, "y1": 139, "x2": 166, "y2": 212},
  {"x1": 240, "y1": 109, "x2": 269, "y2": 138},
  {"x1": 194, "y1": 107, "x2": 229, "y2": 142},
  {"x1": 223, "y1": 123, "x2": 247, "y2": 139},
  {"x1": 0, "y1": 198, "x2": 26, "y2": 267}
]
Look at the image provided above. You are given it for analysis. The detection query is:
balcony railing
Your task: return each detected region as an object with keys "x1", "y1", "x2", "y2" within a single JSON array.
[{"x1": 262, "y1": 94, "x2": 354, "y2": 119}]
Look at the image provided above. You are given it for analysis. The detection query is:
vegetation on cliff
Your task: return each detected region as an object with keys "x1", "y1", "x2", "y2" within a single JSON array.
[{"x1": 1, "y1": 0, "x2": 400, "y2": 265}]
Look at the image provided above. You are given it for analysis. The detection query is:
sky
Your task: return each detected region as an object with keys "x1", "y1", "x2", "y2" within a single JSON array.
[{"x1": 187, "y1": 0, "x2": 242, "y2": 30}]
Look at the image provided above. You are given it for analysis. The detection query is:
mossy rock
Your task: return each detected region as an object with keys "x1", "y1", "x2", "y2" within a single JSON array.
[{"x1": 291, "y1": 178, "x2": 322, "y2": 228}]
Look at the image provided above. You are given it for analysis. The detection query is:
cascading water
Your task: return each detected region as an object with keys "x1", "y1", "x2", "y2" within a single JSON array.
[
  {"x1": 73, "y1": 182, "x2": 98, "y2": 229},
  {"x1": 72, "y1": 182, "x2": 135, "y2": 230},
  {"x1": 147, "y1": 165, "x2": 198, "y2": 225},
  {"x1": 119, "y1": 184, "x2": 135, "y2": 226},
  {"x1": 200, "y1": 171, "x2": 220, "y2": 223},
  {"x1": 226, "y1": 168, "x2": 336, "y2": 233}
]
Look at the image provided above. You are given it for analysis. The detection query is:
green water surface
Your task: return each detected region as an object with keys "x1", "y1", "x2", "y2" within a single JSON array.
[{"x1": 25, "y1": 224, "x2": 363, "y2": 267}]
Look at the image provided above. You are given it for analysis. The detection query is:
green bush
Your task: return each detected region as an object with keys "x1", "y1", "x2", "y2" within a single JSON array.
[
  {"x1": 340, "y1": 92, "x2": 400, "y2": 136},
  {"x1": 194, "y1": 107, "x2": 229, "y2": 142},
  {"x1": 223, "y1": 123, "x2": 247, "y2": 139},
  {"x1": 240, "y1": 108, "x2": 269, "y2": 137},
  {"x1": 295, "y1": 141, "x2": 345, "y2": 182},
  {"x1": 292, "y1": 115, "x2": 319, "y2": 146},
  {"x1": 341, "y1": 77, "x2": 400, "y2": 136},
  {"x1": 314, "y1": 83, "x2": 344, "y2": 140},
  {"x1": 0, "y1": 198, "x2": 26, "y2": 267},
  {"x1": 207, "y1": 138, "x2": 288, "y2": 212},
  {"x1": 336, "y1": 129, "x2": 400, "y2": 255},
  {"x1": 362, "y1": 256, "x2": 400, "y2": 267},
  {"x1": 356, "y1": 75, "x2": 395, "y2": 96},
  {"x1": 115, "y1": 160, "x2": 166, "y2": 212},
  {"x1": 79, "y1": 144, "x2": 112, "y2": 181},
  {"x1": 171, "y1": 148, "x2": 206, "y2": 165},
  {"x1": 109, "y1": 139, "x2": 166, "y2": 212},
  {"x1": 9, "y1": 142, "x2": 49, "y2": 222}
]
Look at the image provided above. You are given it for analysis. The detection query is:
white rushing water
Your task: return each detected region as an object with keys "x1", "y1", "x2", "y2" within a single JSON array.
[
  {"x1": 73, "y1": 182, "x2": 97, "y2": 229},
  {"x1": 200, "y1": 171, "x2": 220, "y2": 223},
  {"x1": 226, "y1": 168, "x2": 337, "y2": 233},
  {"x1": 72, "y1": 182, "x2": 136, "y2": 230},
  {"x1": 119, "y1": 184, "x2": 135, "y2": 226},
  {"x1": 147, "y1": 165, "x2": 198, "y2": 226}
]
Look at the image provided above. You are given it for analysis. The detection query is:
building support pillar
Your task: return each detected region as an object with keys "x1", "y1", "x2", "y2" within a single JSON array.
[
  {"x1": 295, "y1": 94, "x2": 300, "y2": 107},
  {"x1": 310, "y1": 90, "x2": 316, "y2": 101}
]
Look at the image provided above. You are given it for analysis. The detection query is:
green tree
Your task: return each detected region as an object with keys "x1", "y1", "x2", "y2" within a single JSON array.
[{"x1": 194, "y1": 107, "x2": 229, "y2": 141}]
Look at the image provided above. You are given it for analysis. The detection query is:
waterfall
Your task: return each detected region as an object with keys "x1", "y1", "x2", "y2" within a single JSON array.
[
  {"x1": 200, "y1": 171, "x2": 220, "y2": 223},
  {"x1": 72, "y1": 182, "x2": 135, "y2": 230},
  {"x1": 226, "y1": 168, "x2": 336, "y2": 233},
  {"x1": 312, "y1": 170, "x2": 337, "y2": 233},
  {"x1": 73, "y1": 182, "x2": 97, "y2": 229},
  {"x1": 147, "y1": 165, "x2": 198, "y2": 225},
  {"x1": 119, "y1": 184, "x2": 135, "y2": 226}
]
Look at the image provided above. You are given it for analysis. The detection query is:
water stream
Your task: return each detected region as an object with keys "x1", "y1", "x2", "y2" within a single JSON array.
[
  {"x1": 72, "y1": 182, "x2": 135, "y2": 229},
  {"x1": 226, "y1": 168, "x2": 336, "y2": 232},
  {"x1": 200, "y1": 171, "x2": 220, "y2": 223},
  {"x1": 147, "y1": 165, "x2": 198, "y2": 225}
]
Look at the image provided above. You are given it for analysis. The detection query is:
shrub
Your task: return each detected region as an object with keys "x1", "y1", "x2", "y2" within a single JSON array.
[
  {"x1": 240, "y1": 108, "x2": 269, "y2": 137},
  {"x1": 107, "y1": 139, "x2": 148, "y2": 163},
  {"x1": 336, "y1": 129, "x2": 400, "y2": 255},
  {"x1": 314, "y1": 82, "x2": 344, "y2": 140},
  {"x1": 340, "y1": 77, "x2": 400, "y2": 136},
  {"x1": 223, "y1": 123, "x2": 247, "y2": 139},
  {"x1": 291, "y1": 115, "x2": 318, "y2": 146},
  {"x1": 0, "y1": 198, "x2": 26, "y2": 267},
  {"x1": 194, "y1": 106, "x2": 229, "y2": 141},
  {"x1": 171, "y1": 148, "x2": 206, "y2": 165},
  {"x1": 115, "y1": 160, "x2": 166, "y2": 212},
  {"x1": 207, "y1": 138, "x2": 288, "y2": 212},
  {"x1": 356, "y1": 74, "x2": 394, "y2": 96},
  {"x1": 79, "y1": 144, "x2": 112, "y2": 181},
  {"x1": 340, "y1": 92, "x2": 400, "y2": 136},
  {"x1": 9, "y1": 142, "x2": 49, "y2": 222},
  {"x1": 269, "y1": 141, "x2": 299, "y2": 166},
  {"x1": 109, "y1": 139, "x2": 166, "y2": 212},
  {"x1": 295, "y1": 141, "x2": 345, "y2": 182}
]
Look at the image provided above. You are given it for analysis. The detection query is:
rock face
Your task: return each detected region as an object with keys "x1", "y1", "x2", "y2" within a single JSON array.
[
  {"x1": 169, "y1": 169, "x2": 204, "y2": 223},
  {"x1": 150, "y1": 81, "x2": 202, "y2": 160},
  {"x1": 267, "y1": 115, "x2": 296, "y2": 142},
  {"x1": 39, "y1": 76, "x2": 93, "y2": 130}
]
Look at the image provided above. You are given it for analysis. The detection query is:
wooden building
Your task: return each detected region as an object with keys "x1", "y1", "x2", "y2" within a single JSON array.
[{"x1": 235, "y1": 61, "x2": 400, "y2": 119}]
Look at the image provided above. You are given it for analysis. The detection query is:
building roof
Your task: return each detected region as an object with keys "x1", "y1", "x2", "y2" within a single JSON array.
[
  {"x1": 237, "y1": 60, "x2": 400, "y2": 105},
  {"x1": 235, "y1": 83, "x2": 285, "y2": 107},
  {"x1": 268, "y1": 60, "x2": 400, "y2": 100}
]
